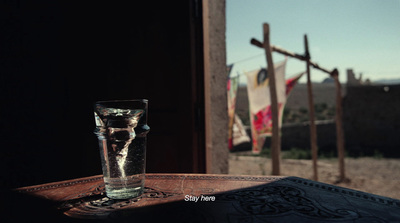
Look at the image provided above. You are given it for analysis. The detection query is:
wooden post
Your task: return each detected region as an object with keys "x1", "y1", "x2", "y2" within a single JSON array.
[
  {"x1": 304, "y1": 35, "x2": 318, "y2": 181},
  {"x1": 251, "y1": 32, "x2": 346, "y2": 179},
  {"x1": 331, "y1": 69, "x2": 346, "y2": 182},
  {"x1": 263, "y1": 23, "x2": 281, "y2": 175}
]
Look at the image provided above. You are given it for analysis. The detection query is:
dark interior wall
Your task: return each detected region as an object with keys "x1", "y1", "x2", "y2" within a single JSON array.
[{"x1": 1, "y1": 1, "x2": 204, "y2": 189}]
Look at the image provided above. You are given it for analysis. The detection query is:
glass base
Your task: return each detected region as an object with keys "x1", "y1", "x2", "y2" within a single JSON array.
[
  {"x1": 103, "y1": 176, "x2": 144, "y2": 199},
  {"x1": 105, "y1": 186, "x2": 143, "y2": 199}
]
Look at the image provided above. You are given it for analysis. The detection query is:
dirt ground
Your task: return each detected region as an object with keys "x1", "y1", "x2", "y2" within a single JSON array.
[{"x1": 229, "y1": 154, "x2": 400, "y2": 200}]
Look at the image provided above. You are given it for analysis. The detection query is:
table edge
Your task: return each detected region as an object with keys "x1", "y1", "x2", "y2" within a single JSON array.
[{"x1": 14, "y1": 174, "x2": 287, "y2": 193}]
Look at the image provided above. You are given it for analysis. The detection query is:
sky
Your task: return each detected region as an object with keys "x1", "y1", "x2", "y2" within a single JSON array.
[{"x1": 226, "y1": 0, "x2": 400, "y2": 84}]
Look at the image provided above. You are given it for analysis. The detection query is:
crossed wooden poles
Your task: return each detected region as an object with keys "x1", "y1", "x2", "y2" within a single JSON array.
[{"x1": 251, "y1": 23, "x2": 346, "y2": 182}]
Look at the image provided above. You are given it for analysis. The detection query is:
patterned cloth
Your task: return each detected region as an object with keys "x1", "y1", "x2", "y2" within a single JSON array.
[
  {"x1": 227, "y1": 75, "x2": 239, "y2": 149},
  {"x1": 246, "y1": 60, "x2": 304, "y2": 154}
]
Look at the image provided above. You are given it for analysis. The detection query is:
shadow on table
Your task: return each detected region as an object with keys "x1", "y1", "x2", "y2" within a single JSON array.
[
  {"x1": 2, "y1": 188, "x2": 79, "y2": 223},
  {"x1": 5, "y1": 177, "x2": 400, "y2": 223}
]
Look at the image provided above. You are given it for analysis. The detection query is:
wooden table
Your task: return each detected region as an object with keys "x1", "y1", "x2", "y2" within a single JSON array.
[{"x1": 11, "y1": 174, "x2": 400, "y2": 222}]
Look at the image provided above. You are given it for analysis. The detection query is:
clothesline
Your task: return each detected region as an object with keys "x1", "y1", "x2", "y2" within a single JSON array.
[
  {"x1": 228, "y1": 60, "x2": 307, "y2": 81},
  {"x1": 230, "y1": 47, "x2": 400, "y2": 78},
  {"x1": 228, "y1": 53, "x2": 283, "y2": 77},
  {"x1": 229, "y1": 71, "x2": 306, "y2": 82},
  {"x1": 228, "y1": 53, "x2": 264, "y2": 65},
  {"x1": 228, "y1": 53, "x2": 308, "y2": 79}
]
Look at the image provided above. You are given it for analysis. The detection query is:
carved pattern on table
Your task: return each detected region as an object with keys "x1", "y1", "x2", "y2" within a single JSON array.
[
  {"x1": 216, "y1": 185, "x2": 363, "y2": 221},
  {"x1": 216, "y1": 185, "x2": 392, "y2": 223},
  {"x1": 60, "y1": 186, "x2": 183, "y2": 219},
  {"x1": 60, "y1": 183, "x2": 105, "y2": 201},
  {"x1": 286, "y1": 177, "x2": 400, "y2": 208}
]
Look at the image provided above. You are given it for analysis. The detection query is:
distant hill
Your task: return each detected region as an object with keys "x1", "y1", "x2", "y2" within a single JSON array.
[{"x1": 372, "y1": 78, "x2": 400, "y2": 85}]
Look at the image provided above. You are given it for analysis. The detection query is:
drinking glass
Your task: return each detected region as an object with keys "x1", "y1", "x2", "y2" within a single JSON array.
[{"x1": 94, "y1": 99, "x2": 150, "y2": 199}]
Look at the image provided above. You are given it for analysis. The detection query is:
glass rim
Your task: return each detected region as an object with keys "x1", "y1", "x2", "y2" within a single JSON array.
[{"x1": 95, "y1": 99, "x2": 148, "y2": 104}]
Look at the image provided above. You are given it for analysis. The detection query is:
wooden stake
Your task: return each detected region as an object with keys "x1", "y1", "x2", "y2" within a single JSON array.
[
  {"x1": 252, "y1": 24, "x2": 281, "y2": 175},
  {"x1": 304, "y1": 35, "x2": 318, "y2": 181},
  {"x1": 331, "y1": 69, "x2": 346, "y2": 182},
  {"x1": 263, "y1": 23, "x2": 281, "y2": 175}
]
